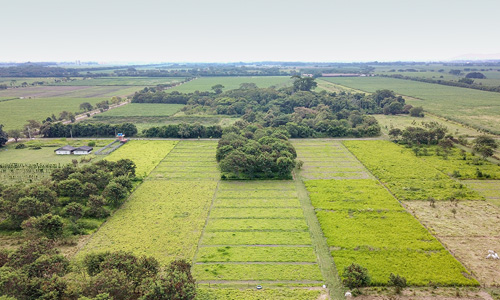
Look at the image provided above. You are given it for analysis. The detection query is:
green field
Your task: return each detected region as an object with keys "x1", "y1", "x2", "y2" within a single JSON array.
[
  {"x1": 168, "y1": 76, "x2": 292, "y2": 93},
  {"x1": 320, "y1": 77, "x2": 500, "y2": 134},
  {"x1": 296, "y1": 140, "x2": 477, "y2": 286},
  {"x1": 53, "y1": 77, "x2": 186, "y2": 86},
  {"x1": 93, "y1": 103, "x2": 184, "y2": 117},
  {"x1": 343, "y1": 140, "x2": 481, "y2": 200},
  {"x1": 0, "y1": 85, "x2": 145, "y2": 130},
  {"x1": 374, "y1": 114, "x2": 483, "y2": 137},
  {"x1": 193, "y1": 180, "x2": 323, "y2": 284}
]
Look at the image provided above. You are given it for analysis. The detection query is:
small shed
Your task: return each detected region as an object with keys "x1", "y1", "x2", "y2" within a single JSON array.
[
  {"x1": 54, "y1": 145, "x2": 76, "y2": 155},
  {"x1": 73, "y1": 146, "x2": 93, "y2": 155}
]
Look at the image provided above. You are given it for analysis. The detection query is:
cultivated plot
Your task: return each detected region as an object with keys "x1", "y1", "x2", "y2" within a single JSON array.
[
  {"x1": 167, "y1": 76, "x2": 292, "y2": 93},
  {"x1": 193, "y1": 180, "x2": 323, "y2": 285},
  {"x1": 292, "y1": 139, "x2": 372, "y2": 180},
  {"x1": 464, "y1": 180, "x2": 500, "y2": 207}
]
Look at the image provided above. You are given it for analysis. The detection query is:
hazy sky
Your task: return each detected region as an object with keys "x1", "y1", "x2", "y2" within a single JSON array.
[{"x1": 2, "y1": 0, "x2": 499, "y2": 63}]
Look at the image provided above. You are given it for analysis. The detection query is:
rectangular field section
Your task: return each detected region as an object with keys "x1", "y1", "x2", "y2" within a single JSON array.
[{"x1": 193, "y1": 180, "x2": 323, "y2": 283}]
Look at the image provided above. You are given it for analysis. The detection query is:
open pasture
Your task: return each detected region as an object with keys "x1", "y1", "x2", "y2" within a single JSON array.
[
  {"x1": 343, "y1": 140, "x2": 481, "y2": 200},
  {"x1": 464, "y1": 180, "x2": 500, "y2": 207},
  {"x1": 197, "y1": 288, "x2": 325, "y2": 300},
  {"x1": 375, "y1": 114, "x2": 483, "y2": 137},
  {"x1": 77, "y1": 180, "x2": 217, "y2": 265},
  {"x1": 404, "y1": 200, "x2": 500, "y2": 286},
  {"x1": 167, "y1": 76, "x2": 292, "y2": 93},
  {"x1": 93, "y1": 103, "x2": 184, "y2": 117},
  {"x1": 53, "y1": 77, "x2": 186, "y2": 86},
  {"x1": 320, "y1": 77, "x2": 500, "y2": 134},
  {"x1": 194, "y1": 180, "x2": 322, "y2": 284}
]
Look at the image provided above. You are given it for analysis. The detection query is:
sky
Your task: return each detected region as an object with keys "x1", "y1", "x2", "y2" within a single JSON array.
[{"x1": 1, "y1": 0, "x2": 500, "y2": 63}]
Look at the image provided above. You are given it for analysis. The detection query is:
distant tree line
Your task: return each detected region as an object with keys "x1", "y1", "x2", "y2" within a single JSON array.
[
  {"x1": 40, "y1": 122, "x2": 137, "y2": 138},
  {"x1": 0, "y1": 65, "x2": 79, "y2": 77},
  {"x1": 380, "y1": 74, "x2": 500, "y2": 93}
]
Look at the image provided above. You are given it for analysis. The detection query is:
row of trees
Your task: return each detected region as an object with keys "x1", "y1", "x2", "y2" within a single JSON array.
[
  {"x1": 40, "y1": 122, "x2": 137, "y2": 138},
  {"x1": 142, "y1": 123, "x2": 222, "y2": 139},
  {"x1": 0, "y1": 238, "x2": 196, "y2": 299}
]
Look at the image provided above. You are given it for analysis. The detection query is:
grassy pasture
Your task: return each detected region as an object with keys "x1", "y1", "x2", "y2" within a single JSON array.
[
  {"x1": 53, "y1": 77, "x2": 186, "y2": 86},
  {"x1": 196, "y1": 288, "x2": 325, "y2": 300},
  {"x1": 374, "y1": 114, "x2": 483, "y2": 137},
  {"x1": 94, "y1": 103, "x2": 184, "y2": 117},
  {"x1": 77, "y1": 180, "x2": 216, "y2": 265},
  {"x1": 167, "y1": 76, "x2": 292, "y2": 93},
  {"x1": 343, "y1": 140, "x2": 481, "y2": 200},
  {"x1": 319, "y1": 77, "x2": 500, "y2": 134},
  {"x1": 464, "y1": 180, "x2": 500, "y2": 207}
]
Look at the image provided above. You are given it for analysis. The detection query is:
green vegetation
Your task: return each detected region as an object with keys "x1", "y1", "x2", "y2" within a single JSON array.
[
  {"x1": 321, "y1": 76, "x2": 500, "y2": 134},
  {"x1": 106, "y1": 140, "x2": 177, "y2": 177},
  {"x1": 343, "y1": 140, "x2": 480, "y2": 200},
  {"x1": 197, "y1": 288, "x2": 324, "y2": 300},
  {"x1": 54, "y1": 76, "x2": 186, "y2": 86},
  {"x1": 196, "y1": 246, "x2": 316, "y2": 262},
  {"x1": 168, "y1": 76, "x2": 292, "y2": 92},
  {"x1": 94, "y1": 103, "x2": 184, "y2": 117},
  {"x1": 193, "y1": 264, "x2": 323, "y2": 281},
  {"x1": 78, "y1": 180, "x2": 217, "y2": 265}
]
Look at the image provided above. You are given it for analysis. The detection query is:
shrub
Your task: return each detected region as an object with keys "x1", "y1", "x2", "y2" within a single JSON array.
[
  {"x1": 15, "y1": 143, "x2": 26, "y2": 149},
  {"x1": 342, "y1": 263, "x2": 371, "y2": 289},
  {"x1": 389, "y1": 273, "x2": 407, "y2": 294}
]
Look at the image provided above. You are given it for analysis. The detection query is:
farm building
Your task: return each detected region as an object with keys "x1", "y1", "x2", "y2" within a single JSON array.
[
  {"x1": 54, "y1": 145, "x2": 93, "y2": 155},
  {"x1": 54, "y1": 145, "x2": 76, "y2": 155},
  {"x1": 73, "y1": 146, "x2": 93, "y2": 155}
]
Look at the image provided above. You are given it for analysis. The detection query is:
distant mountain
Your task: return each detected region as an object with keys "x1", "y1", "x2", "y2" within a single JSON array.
[{"x1": 449, "y1": 53, "x2": 500, "y2": 61}]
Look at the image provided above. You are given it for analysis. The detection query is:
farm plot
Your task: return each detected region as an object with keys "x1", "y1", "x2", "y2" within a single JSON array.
[
  {"x1": 105, "y1": 140, "x2": 177, "y2": 177},
  {"x1": 167, "y1": 76, "x2": 292, "y2": 93},
  {"x1": 193, "y1": 180, "x2": 323, "y2": 284},
  {"x1": 292, "y1": 139, "x2": 372, "y2": 180},
  {"x1": 320, "y1": 77, "x2": 500, "y2": 134},
  {"x1": 304, "y1": 179, "x2": 476, "y2": 286},
  {"x1": 77, "y1": 180, "x2": 217, "y2": 265},
  {"x1": 197, "y1": 288, "x2": 325, "y2": 300},
  {"x1": 403, "y1": 200, "x2": 500, "y2": 286},
  {"x1": 343, "y1": 140, "x2": 481, "y2": 200},
  {"x1": 149, "y1": 140, "x2": 220, "y2": 180},
  {"x1": 465, "y1": 180, "x2": 500, "y2": 207}
]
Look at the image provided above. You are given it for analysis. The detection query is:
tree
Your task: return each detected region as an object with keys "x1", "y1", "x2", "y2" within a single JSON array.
[
  {"x1": 142, "y1": 260, "x2": 196, "y2": 300},
  {"x1": 102, "y1": 182, "x2": 128, "y2": 207},
  {"x1": 472, "y1": 135, "x2": 498, "y2": 159},
  {"x1": 22, "y1": 214, "x2": 64, "y2": 239},
  {"x1": 409, "y1": 106, "x2": 424, "y2": 117},
  {"x1": 80, "y1": 102, "x2": 94, "y2": 112},
  {"x1": 7, "y1": 129, "x2": 22, "y2": 142},
  {"x1": 0, "y1": 124, "x2": 8, "y2": 147},
  {"x1": 23, "y1": 119, "x2": 41, "y2": 137},
  {"x1": 211, "y1": 84, "x2": 224, "y2": 94},
  {"x1": 342, "y1": 263, "x2": 371, "y2": 289},
  {"x1": 291, "y1": 75, "x2": 317, "y2": 92},
  {"x1": 465, "y1": 72, "x2": 486, "y2": 79},
  {"x1": 388, "y1": 273, "x2": 407, "y2": 294},
  {"x1": 110, "y1": 96, "x2": 122, "y2": 105},
  {"x1": 458, "y1": 78, "x2": 474, "y2": 84},
  {"x1": 239, "y1": 82, "x2": 258, "y2": 89}
]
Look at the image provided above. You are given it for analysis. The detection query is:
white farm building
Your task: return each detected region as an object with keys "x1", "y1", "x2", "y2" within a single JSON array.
[{"x1": 54, "y1": 145, "x2": 93, "y2": 155}]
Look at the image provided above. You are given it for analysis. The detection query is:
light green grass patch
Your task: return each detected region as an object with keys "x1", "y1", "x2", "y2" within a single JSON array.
[
  {"x1": 201, "y1": 232, "x2": 312, "y2": 245},
  {"x1": 196, "y1": 246, "x2": 316, "y2": 262},
  {"x1": 193, "y1": 264, "x2": 323, "y2": 281},
  {"x1": 210, "y1": 208, "x2": 304, "y2": 219},
  {"x1": 205, "y1": 218, "x2": 308, "y2": 232}
]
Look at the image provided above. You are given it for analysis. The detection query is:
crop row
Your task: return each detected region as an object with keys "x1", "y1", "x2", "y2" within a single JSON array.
[
  {"x1": 197, "y1": 288, "x2": 324, "y2": 300},
  {"x1": 213, "y1": 198, "x2": 301, "y2": 208},
  {"x1": 192, "y1": 264, "x2": 323, "y2": 281},
  {"x1": 196, "y1": 246, "x2": 317, "y2": 262},
  {"x1": 343, "y1": 140, "x2": 481, "y2": 200}
]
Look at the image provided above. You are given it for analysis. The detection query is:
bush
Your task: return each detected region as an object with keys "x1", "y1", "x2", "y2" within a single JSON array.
[
  {"x1": 342, "y1": 263, "x2": 371, "y2": 289},
  {"x1": 389, "y1": 273, "x2": 407, "y2": 294},
  {"x1": 88, "y1": 141, "x2": 96, "y2": 147},
  {"x1": 15, "y1": 143, "x2": 26, "y2": 149}
]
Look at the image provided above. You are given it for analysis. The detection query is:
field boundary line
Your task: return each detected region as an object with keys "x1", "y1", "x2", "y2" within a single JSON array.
[
  {"x1": 192, "y1": 180, "x2": 221, "y2": 265},
  {"x1": 293, "y1": 171, "x2": 344, "y2": 300}
]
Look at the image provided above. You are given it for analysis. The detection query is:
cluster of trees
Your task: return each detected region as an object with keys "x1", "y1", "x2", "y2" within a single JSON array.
[
  {"x1": 471, "y1": 135, "x2": 498, "y2": 159},
  {"x1": 134, "y1": 78, "x2": 386, "y2": 138},
  {"x1": 40, "y1": 122, "x2": 137, "y2": 138},
  {"x1": 388, "y1": 122, "x2": 449, "y2": 146},
  {"x1": 0, "y1": 64, "x2": 79, "y2": 77},
  {"x1": 114, "y1": 66, "x2": 295, "y2": 77},
  {"x1": 142, "y1": 123, "x2": 222, "y2": 139},
  {"x1": 381, "y1": 74, "x2": 500, "y2": 93},
  {"x1": 0, "y1": 125, "x2": 7, "y2": 147},
  {"x1": 216, "y1": 123, "x2": 297, "y2": 179},
  {"x1": 0, "y1": 238, "x2": 196, "y2": 300},
  {"x1": 0, "y1": 159, "x2": 136, "y2": 236}
]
